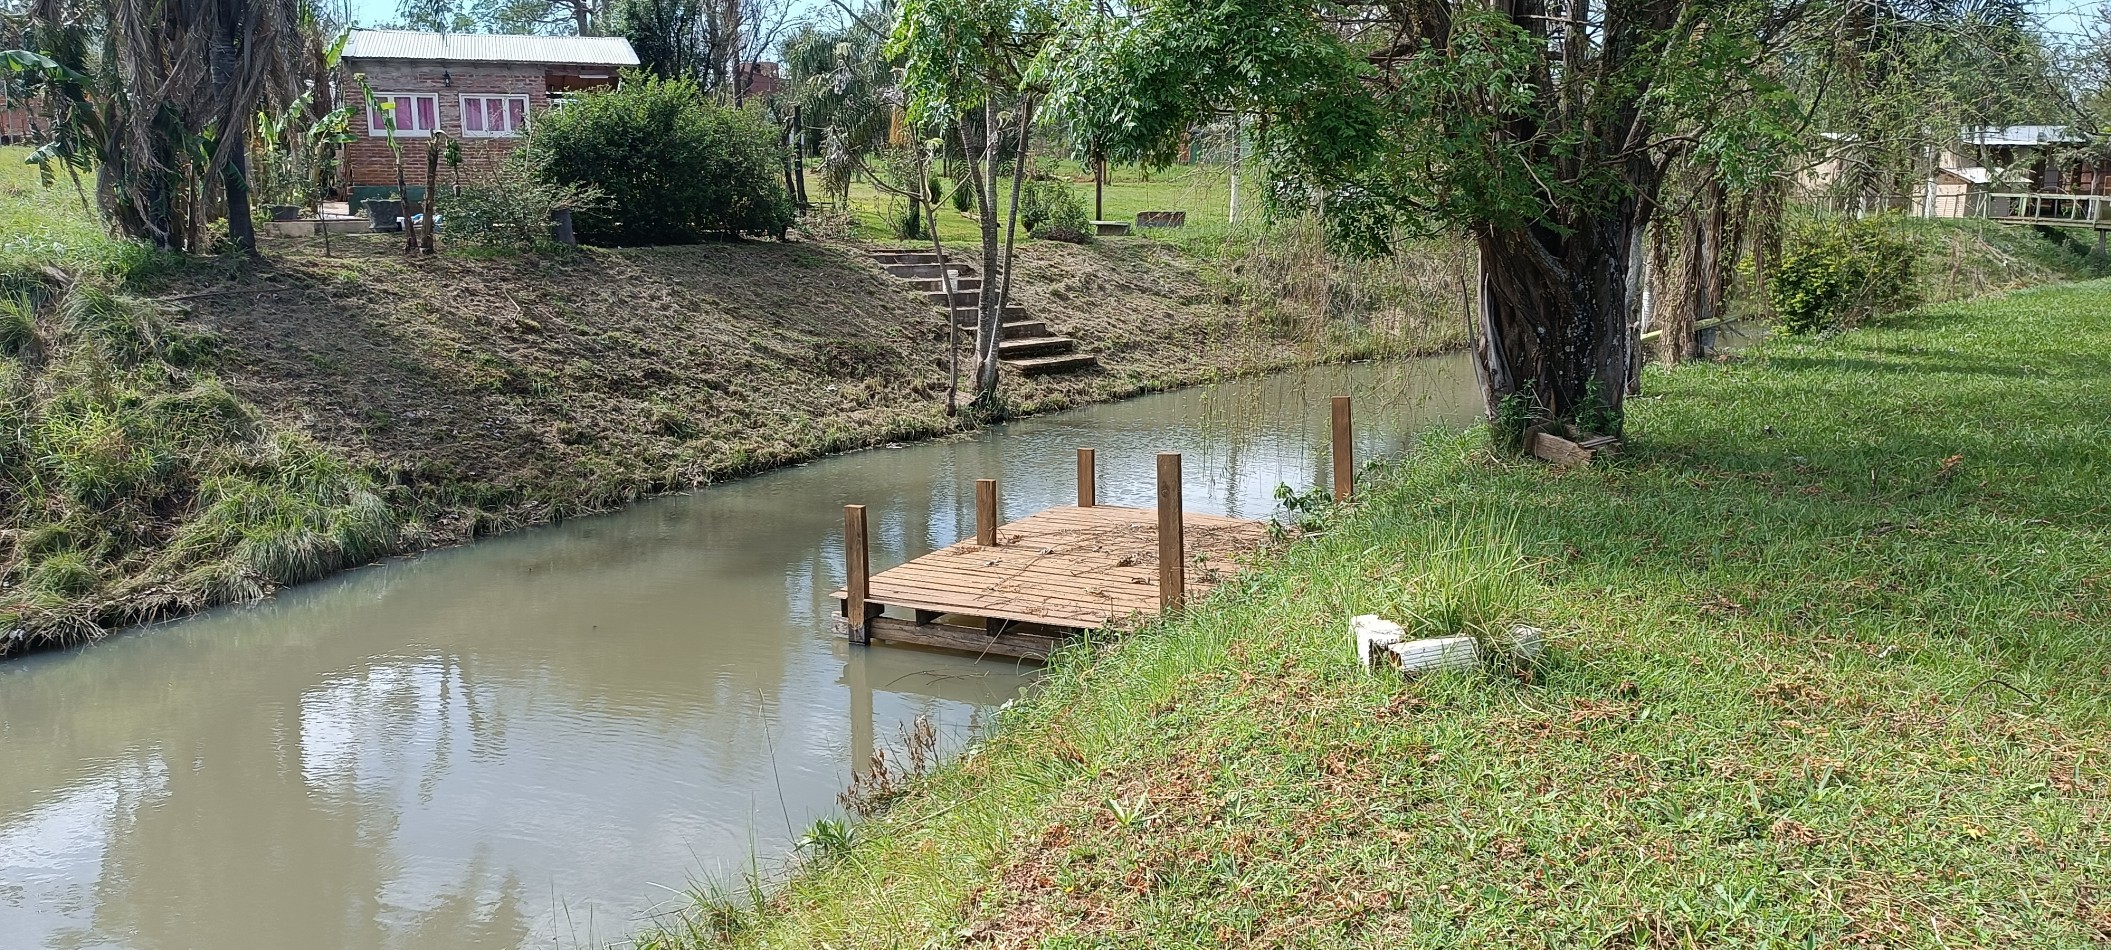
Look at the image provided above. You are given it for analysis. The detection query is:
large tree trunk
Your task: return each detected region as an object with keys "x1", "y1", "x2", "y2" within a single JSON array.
[
  {"x1": 1474, "y1": 201, "x2": 1644, "y2": 429},
  {"x1": 213, "y1": 0, "x2": 256, "y2": 255}
]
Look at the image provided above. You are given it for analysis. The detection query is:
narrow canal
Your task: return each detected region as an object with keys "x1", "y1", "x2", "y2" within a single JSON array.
[{"x1": 0, "y1": 355, "x2": 1482, "y2": 949}]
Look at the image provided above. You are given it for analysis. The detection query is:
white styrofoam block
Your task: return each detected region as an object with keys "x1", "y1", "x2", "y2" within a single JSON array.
[
  {"x1": 1352, "y1": 614, "x2": 1405, "y2": 672},
  {"x1": 1387, "y1": 635, "x2": 1480, "y2": 674}
]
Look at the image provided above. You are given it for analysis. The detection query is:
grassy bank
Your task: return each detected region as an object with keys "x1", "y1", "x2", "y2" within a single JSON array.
[
  {"x1": 0, "y1": 146, "x2": 1466, "y2": 653},
  {"x1": 645, "y1": 279, "x2": 2111, "y2": 947}
]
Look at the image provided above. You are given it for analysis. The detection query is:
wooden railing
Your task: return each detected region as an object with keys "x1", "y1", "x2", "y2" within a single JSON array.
[{"x1": 1983, "y1": 193, "x2": 2111, "y2": 228}]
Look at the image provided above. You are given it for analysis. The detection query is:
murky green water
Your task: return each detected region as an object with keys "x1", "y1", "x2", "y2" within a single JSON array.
[{"x1": 0, "y1": 355, "x2": 1482, "y2": 950}]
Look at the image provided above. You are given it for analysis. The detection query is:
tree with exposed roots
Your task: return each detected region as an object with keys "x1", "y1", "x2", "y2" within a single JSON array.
[{"x1": 1054, "y1": 0, "x2": 1819, "y2": 433}]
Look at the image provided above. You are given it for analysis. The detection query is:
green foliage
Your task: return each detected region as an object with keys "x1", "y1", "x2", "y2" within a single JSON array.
[
  {"x1": 615, "y1": 0, "x2": 708, "y2": 80},
  {"x1": 1574, "y1": 377, "x2": 1621, "y2": 437},
  {"x1": 1770, "y1": 215, "x2": 1923, "y2": 334},
  {"x1": 891, "y1": 201, "x2": 924, "y2": 240},
  {"x1": 529, "y1": 75, "x2": 796, "y2": 245},
  {"x1": 1489, "y1": 390, "x2": 1534, "y2": 453},
  {"x1": 797, "y1": 818, "x2": 857, "y2": 860},
  {"x1": 436, "y1": 149, "x2": 606, "y2": 250},
  {"x1": 1, "y1": 276, "x2": 407, "y2": 653},
  {"x1": 25, "y1": 550, "x2": 100, "y2": 598},
  {"x1": 1020, "y1": 177, "x2": 1089, "y2": 242},
  {"x1": 783, "y1": 9, "x2": 896, "y2": 180},
  {"x1": 949, "y1": 177, "x2": 973, "y2": 212},
  {"x1": 0, "y1": 296, "x2": 37, "y2": 357}
]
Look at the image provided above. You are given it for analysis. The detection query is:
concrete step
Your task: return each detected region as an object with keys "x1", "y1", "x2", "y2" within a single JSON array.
[
  {"x1": 1003, "y1": 352, "x2": 1099, "y2": 375},
  {"x1": 884, "y1": 262, "x2": 977, "y2": 279},
  {"x1": 947, "y1": 306, "x2": 1029, "y2": 324},
  {"x1": 926, "y1": 289, "x2": 980, "y2": 306},
  {"x1": 870, "y1": 250, "x2": 942, "y2": 265},
  {"x1": 948, "y1": 320, "x2": 1047, "y2": 341},
  {"x1": 996, "y1": 336, "x2": 1077, "y2": 359},
  {"x1": 904, "y1": 276, "x2": 984, "y2": 292}
]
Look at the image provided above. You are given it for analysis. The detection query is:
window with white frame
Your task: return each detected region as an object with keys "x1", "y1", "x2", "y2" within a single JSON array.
[
  {"x1": 460, "y1": 95, "x2": 530, "y2": 137},
  {"x1": 366, "y1": 93, "x2": 439, "y2": 137}
]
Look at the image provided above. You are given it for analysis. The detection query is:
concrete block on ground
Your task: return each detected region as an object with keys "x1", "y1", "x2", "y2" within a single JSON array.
[
  {"x1": 1352, "y1": 614, "x2": 1405, "y2": 672},
  {"x1": 1386, "y1": 635, "x2": 1480, "y2": 674}
]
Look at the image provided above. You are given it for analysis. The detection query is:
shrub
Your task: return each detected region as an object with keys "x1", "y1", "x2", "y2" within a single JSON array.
[
  {"x1": 1771, "y1": 215, "x2": 1922, "y2": 334},
  {"x1": 949, "y1": 177, "x2": 972, "y2": 212},
  {"x1": 1022, "y1": 179, "x2": 1091, "y2": 243},
  {"x1": 436, "y1": 149, "x2": 605, "y2": 250},
  {"x1": 892, "y1": 201, "x2": 924, "y2": 240},
  {"x1": 529, "y1": 74, "x2": 796, "y2": 245}
]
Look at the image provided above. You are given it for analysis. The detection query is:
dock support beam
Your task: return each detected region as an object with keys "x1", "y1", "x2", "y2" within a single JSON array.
[
  {"x1": 844, "y1": 504, "x2": 875, "y2": 644},
  {"x1": 976, "y1": 478, "x2": 999, "y2": 546},
  {"x1": 1077, "y1": 448, "x2": 1096, "y2": 507},
  {"x1": 1158, "y1": 453, "x2": 1184, "y2": 611},
  {"x1": 1332, "y1": 395, "x2": 1354, "y2": 502}
]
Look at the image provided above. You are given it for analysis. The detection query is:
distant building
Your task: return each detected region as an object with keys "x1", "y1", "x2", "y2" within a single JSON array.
[
  {"x1": 0, "y1": 92, "x2": 31, "y2": 143},
  {"x1": 735, "y1": 61, "x2": 782, "y2": 100},
  {"x1": 339, "y1": 29, "x2": 639, "y2": 205},
  {"x1": 1801, "y1": 125, "x2": 2107, "y2": 220}
]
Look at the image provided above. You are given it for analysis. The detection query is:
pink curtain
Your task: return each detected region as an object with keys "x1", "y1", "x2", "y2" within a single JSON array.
[{"x1": 464, "y1": 99, "x2": 485, "y2": 133}]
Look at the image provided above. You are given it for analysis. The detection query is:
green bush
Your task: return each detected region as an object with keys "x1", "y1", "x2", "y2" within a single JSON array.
[
  {"x1": 1770, "y1": 215, "x2": 1922, "y2": 334},
  {"x1": 437, "y1": 149, "x2": 605, "y2": 250},
  {"x1": 892, "y1": 202, "x2": 923, "y2": 240},
  {"x1": 1021, "y1": 178, "x2": 1091, "y2": 243},
  {"x1": 528, "y1": 74, "x2": 795, "y2": 245},
  {"x1": 949, "y1": 177, "x2": 972, "y2": 212}
]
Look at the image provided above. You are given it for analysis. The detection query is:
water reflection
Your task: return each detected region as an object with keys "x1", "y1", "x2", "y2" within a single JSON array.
[{"x1": 0, "y1": 355, "x2": 1481, "y2": 950}]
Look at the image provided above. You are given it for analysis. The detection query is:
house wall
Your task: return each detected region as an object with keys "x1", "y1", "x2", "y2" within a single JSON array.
[
  {"x1": 0, "y1": 98, "x2": 31, "y2": 143},
  {"x1": 341, "y1": 59, "x2": 551, "y2": 204}
]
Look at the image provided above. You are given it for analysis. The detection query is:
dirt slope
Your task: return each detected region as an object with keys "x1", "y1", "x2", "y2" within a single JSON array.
[{"x1": 178, "y1": 233, "x2": 1452, "y2": 533}]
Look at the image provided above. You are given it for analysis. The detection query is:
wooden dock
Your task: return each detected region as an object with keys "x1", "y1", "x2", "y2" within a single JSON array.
[{"x1": 833, "y1": 399, "x2": 1360, "y2": 661}]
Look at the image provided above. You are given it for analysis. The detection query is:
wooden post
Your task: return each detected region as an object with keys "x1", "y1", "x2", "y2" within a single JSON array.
[
  {"x1": 1157, "y1": 453, "x2": 1184, "y2": 611},
  {"x1": 1077, "y1": 448, "x2": 1096, "y2": 508},
  {"x1": 1331, "y1": 395, "x2": 1353, "y2": 502},
  {"x1": 976, "y1": 478, "x2": 999, "y2": 546},
  {"x1": 844, "y1": 504, "x2": 872, "y2": 644}
]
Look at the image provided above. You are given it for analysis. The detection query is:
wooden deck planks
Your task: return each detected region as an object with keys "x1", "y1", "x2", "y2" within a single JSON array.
[{"x1": 834, "y1": 505, "x2": 1270, "y2": 632}]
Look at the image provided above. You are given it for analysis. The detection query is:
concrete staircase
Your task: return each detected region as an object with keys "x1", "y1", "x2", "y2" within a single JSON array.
[{"x1": 869, "y1": 250, "x2": 1098, "y2": 375}]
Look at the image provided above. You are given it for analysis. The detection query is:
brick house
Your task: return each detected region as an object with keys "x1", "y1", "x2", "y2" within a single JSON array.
[
  {"x1": 0, "y1": 90, "x2": 31, "y2": 143},
  {"x1": 340, "y1": 29, "x2": 638, "y2": 205}
]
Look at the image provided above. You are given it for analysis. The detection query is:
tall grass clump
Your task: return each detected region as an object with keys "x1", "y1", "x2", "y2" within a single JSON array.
[
  {"x1": 1176, "y1": 215, "x2": 1473, "y2": 357},
  {"x1": 1, "y1": 275, "x2": 408, "y2": 655}
]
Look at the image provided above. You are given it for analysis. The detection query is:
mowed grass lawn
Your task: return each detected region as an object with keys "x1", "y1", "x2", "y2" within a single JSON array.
[
  {"x1": 0, "y1": 146, "x2": 130, "y2": 275},
  {"x1": 646, "y1": 281, "x2": 2111, "y2": 948},
  {"x1": 812, "y1": 160, "x2": 1240, "y2": 245}
]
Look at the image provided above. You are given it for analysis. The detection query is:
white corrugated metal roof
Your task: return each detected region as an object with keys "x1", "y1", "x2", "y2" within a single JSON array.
[
  {"x1": 1962, "y1": 125, "x2": 2087, "y2": 147},
  {"x1": 344, "y1": 30, "x2": 639, "y2": 67}
]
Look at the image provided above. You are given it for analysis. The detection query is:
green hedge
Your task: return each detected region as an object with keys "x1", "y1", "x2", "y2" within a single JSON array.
[
  {"x1": 1770, "y1": 215, "x2": 1922, "y2": 334},
  {"x1": 528, "y1": 75, "x2": 795, "y2": 245}
]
